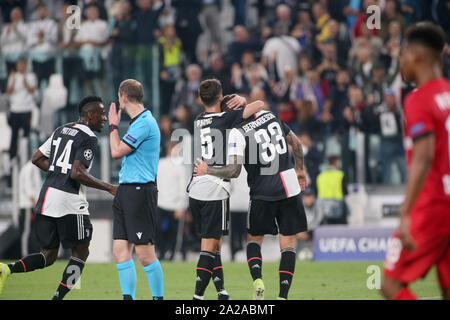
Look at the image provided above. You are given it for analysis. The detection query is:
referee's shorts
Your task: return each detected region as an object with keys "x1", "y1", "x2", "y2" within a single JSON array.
[{"x1": 113, "y1": 182, "x2": 158, "y2": 245}]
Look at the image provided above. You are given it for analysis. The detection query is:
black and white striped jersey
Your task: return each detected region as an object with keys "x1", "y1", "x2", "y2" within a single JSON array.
[
  {"x1": 228, "y1": 110, "x2": 301, "y2": 201},
  {"x1": 188, "y1": 109, "x2": 245, "y2": 201},
  {"x1": 35, "y1": 122, "x2": 98, "y2": 217}
]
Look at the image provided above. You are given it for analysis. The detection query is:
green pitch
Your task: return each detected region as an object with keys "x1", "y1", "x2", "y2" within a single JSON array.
[{"x1": 0, "y1": 260, "x2": 442, "y2": 300}]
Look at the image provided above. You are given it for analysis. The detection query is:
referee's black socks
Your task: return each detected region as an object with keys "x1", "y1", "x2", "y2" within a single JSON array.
[
  {"x1": 194, "y1": 251, "x2": 216, "y2": 299},
  {"x1": 8, "y1": 252, "x2": 46, "y2": 273},
  {"x1": 247, "y1": 241, "x2": 262, "y2": 281},
  {"x1": 52, "y1": 256, "x2": 85, "y2": 300},
  {"x1": 278, "y1": 247, "x2": 296, "y2": 300}
]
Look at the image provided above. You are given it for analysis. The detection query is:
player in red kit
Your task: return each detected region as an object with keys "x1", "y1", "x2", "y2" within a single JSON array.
[{"x1": 381, "y1": 23, "x2": 450, "y2": 300}]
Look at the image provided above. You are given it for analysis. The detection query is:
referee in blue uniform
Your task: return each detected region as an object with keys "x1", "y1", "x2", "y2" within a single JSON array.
[{"x1": 108, "y1": 79, "x2": 163, "y2": 300}]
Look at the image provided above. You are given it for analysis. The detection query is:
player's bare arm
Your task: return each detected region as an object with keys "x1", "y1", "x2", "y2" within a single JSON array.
[
  {"x1": 242, "y1": 100, "x2": 265, "y2": 119},
  {"x1": 108, "y1": 102, "x2": 133, "y2": 159},
  {"x1": 398, "y1": 134, "x2": 435, "y2": 251},
  {"x1": 193, "y1": 156, "x2": 243, "y2": 179},
  {"x1": 31, "y1": 149, "x2": 50, "y2": 171},
  {"x1": 70, "y1": 160, "x2": 118, "y2": 196},
  {"x1": 285, "y1": 131, "x2": 307, "y2": 190}
]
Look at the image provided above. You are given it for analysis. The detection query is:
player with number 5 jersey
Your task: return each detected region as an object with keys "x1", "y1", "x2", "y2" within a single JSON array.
[{"x1": 0, "y1": 96, "x2": 118, "y2": 299}]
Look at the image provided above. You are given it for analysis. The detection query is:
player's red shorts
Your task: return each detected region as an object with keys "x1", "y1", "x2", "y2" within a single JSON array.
[{"x1": 383, "y1": 205, "x2": 450, "y2": 289}]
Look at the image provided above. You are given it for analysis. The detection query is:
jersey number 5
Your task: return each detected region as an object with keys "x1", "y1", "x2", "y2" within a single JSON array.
[{"x1": 49, "y1": 138, "x2": 73, "y2": 174}]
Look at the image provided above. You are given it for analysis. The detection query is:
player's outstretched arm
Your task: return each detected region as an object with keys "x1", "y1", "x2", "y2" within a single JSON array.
[
  {"x1": 242, "y1": 100, "x2": 265, "y2": 119},
  {"x1": 31, "y1": 149, "x2": 50, "y2": 171},
  {"x1": 285, "y1": 130, "x2": 307, "y2": 190},
  {"x1": 398, "y1": 134, "x2": 435, "y2": 250},
  {"x1": 70, "y1": 160, "x2": 118, "y2": 196},
  {"x1": 194, "y1": 156, "x2": 243, "y2": 179}
]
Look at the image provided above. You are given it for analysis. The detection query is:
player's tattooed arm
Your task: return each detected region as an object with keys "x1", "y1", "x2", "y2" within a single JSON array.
[
  {"x1": 70, "y1": 160, "x2": 118, "y2": 196},
  {"x1": 285, "y1": 131, "x2": 304, "y2": 171},
  {"x1": 31, "y1": 149, "x2": 50, "y2": 171},
  {"x1": 285, "y1": 131, "x2": 307, "y2": 190},
  {"x1": 193, "y1": 156, "x2": 243, "y2": 179}
]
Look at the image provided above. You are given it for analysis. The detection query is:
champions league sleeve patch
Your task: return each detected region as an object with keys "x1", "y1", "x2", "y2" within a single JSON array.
[{"x1": 84, "y1": 149, "x2": 93, "y2": 161}]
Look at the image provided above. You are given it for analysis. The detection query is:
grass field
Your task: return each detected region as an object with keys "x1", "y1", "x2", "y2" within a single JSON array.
[{"x1": 0, "y1": 260, "x2": 442, "y2": 300}]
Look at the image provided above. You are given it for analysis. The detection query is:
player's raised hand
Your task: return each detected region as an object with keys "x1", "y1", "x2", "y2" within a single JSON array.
[
  {"x1": 296, "y1": 169, "x2": 307, "y2": 191},
  {"x1": 226, "y1": 94, "x2": 247, "y2": 110},
  {"x1": 108, "y1": 102, "x2": 122, "y2": 126},
  {"x1": 193, "y1": 158, "x2": 208, "y2": 176},
  {"x1": 398, "y1": 215, "x2": 416, "y2": 251}
]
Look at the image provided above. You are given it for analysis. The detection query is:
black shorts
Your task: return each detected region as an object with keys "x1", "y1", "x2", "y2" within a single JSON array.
[
  {"x1": 189, "y1": 197, "x2": 230, "y2": 238},
  {"x1": 35, "y1": 214, "x2": 93, "y2": 250},
  {"x1": 247, "y1": 195, "x2": 308, "y2": 236},
  {"x1": 113, "y1": 182, "x2": 158, "y2": 244}
]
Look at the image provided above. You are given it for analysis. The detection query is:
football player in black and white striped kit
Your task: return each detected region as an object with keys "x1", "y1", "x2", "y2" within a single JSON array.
[
  {"x1": 194, "y1": 98, "x2": 308, "y2": 300},
  {"x1": 0, "y1": 96, "x2": 117, "y2": 299},
  {"x1": 188, "y1": 79, "x2": 265, "y2": 300}
]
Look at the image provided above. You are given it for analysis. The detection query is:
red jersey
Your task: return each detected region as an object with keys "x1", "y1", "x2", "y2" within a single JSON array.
[{"x1": 403, "y1": 77, "x2": 450, "y2": 233}]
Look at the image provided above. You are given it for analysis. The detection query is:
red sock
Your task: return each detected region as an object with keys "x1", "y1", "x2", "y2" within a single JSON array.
[{"x1": 393, "y1": 287, "x2": 418, "y2": 300}]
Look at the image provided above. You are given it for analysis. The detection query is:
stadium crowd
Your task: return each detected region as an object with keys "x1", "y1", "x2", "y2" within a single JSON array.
[{"x1": 1, "y1": 0, "x2": 450, "y2": 260}]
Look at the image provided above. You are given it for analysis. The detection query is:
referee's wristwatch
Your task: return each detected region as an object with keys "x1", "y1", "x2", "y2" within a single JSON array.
[{"x1": 109, "y1": 124, "x2": 118, "y2": 133}]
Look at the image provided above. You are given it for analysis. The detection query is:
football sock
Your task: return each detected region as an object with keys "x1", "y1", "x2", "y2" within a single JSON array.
[
  {"x1": 52, "y1": 256, "x2": 85, "y2": 300},
  {"x1": 8, "y1": 252, "x2": 46, "y2": 273},
  {"x1": 143, "y1": 259, "x2": 164, "y2": 300},
  {"x1": 212, "y1": 251, "x2": 225, "y2": 292},
  {"x1": 393, "y1": 287, "x2": 418, "y2": 300},
  {"x1": 278, "y1": 247, "x2": 296, "y2": 299},
  {"x1": 247, "y1": 241, "x2": 262, "y2": 281},
  {"x1": 116, "y1": 259, "x2": 137, "y2": 300},
  {"x1": 194, "y1": 251, "x2": 215, "y2": 297}
]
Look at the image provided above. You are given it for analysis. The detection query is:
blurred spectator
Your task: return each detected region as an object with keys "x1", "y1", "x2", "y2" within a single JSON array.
[
  {"x1": 312, "y1": 2, "x2": 331, "y2": 43},
  {"x1": 326, "y1": 19, "x2": 351, "y2": 68},
  {"x1": 5, "y1": 59, "x2": 37, "y2": 161},
  {"x1": 109, "y1": 0, "x2": 137, "y2": 93},
  {"x1": 323, "y1": 68, "x2": 351, "y2": 134},
  {"x1": 228, "y1": 25, "x2": 262, "y2": 65},
  {"x1": 82, "y1": 0, "x2": 108, "y2": 21},
  {"x1": 299, "y1": 132, "x2": 322, "y2": 194},
  {"x1": 379, "y1": 0, "x2": 407, "y2": 41},
  {"x1": 296, "y1": 69, "x2": 327, "y2": 120},
  {"x1": 173, "y1": 104, "x2": 194, "y2": 134},
  {"x1": 156, "y1": 141, "x2": 189, "y2": 260},
  {"x1": 172, "y1": 0, "x2": 203, "y2": 64},
  {"x1": 135, "y1": 0, "x2": 165, "y2": 106},
  {"x1": 58, "y1": 2, "x2": 82, "y2": 105},
  {"x1": 0, "y1": 7, "x2": 27, "y2": 74},
  {"x1": 262, "y1": 29, "x2": 301, "y2": 80},
  {"x1": 27, "y1": 4, "x2": 58, "y2": 88},
  {"x1": 171, "y1": 64, "x2": 203, "y2": 117},
  {"x1": 18, "y1": 159, "x2": 42, "y2": 255},
  {"x1": 0, "y1": 0, "x2": 27, "y2": 23},
  {"x1": 316, "y1": 41, "x2": 340, "y2": 89},
  {"x1": 273, "y1": 4, "x2": 292, "y2": 36},
  {"x1": 232, "y1": 51, "x2": 269, "y2": 95},
  {"x1": 229, "y1": 167, "x2": 250, "y2": 261},
  {"x1": 378, "y1": 89, "x2": 406, "y2": 184},
  {"x1": 317, "y1": 155, "x2": 347, "y2": 224},
  {"x1": 158, "y1": 24, "x2": 183, "y2": 115},
  {"x1": 296, "y1": 186, "x2": 323, "y2": 242},
  {"x1": 159, "y1": 115, "x2": 173, "y2": 157},
  {"x1": 75, "y1": 4, "x2": 109, "y2": 96},
  {"x1": 200, "y1": 0, "x2": 222, "y2": 52},
  {"x1": 203, "y1": 53, "x2": 233, "y2": 95}
]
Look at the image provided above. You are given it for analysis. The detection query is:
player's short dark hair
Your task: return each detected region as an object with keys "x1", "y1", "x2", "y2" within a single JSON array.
[
  {"x1": 119, "y1": 79, "x2": 144, "y2": 104},
  {"x1": 220, "y1": 94, "x2": 236, "y2": 112},
  {"x1": 405, "y1": 22, "x2": 446, "y2": 54},
  {"x1": 78, "y1": 95, "x2": 103, "y2": 115},
  {"x1": 199, "y1": 79, "x2": 222, "y2": 107},
  {"x1": 327, "y1": 154, "x2": 340, "y2": 166}
]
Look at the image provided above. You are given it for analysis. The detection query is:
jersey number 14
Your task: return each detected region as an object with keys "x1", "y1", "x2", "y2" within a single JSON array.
[{"x1": 49, "y1": 137, "x2": 73, "y2": 174}]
